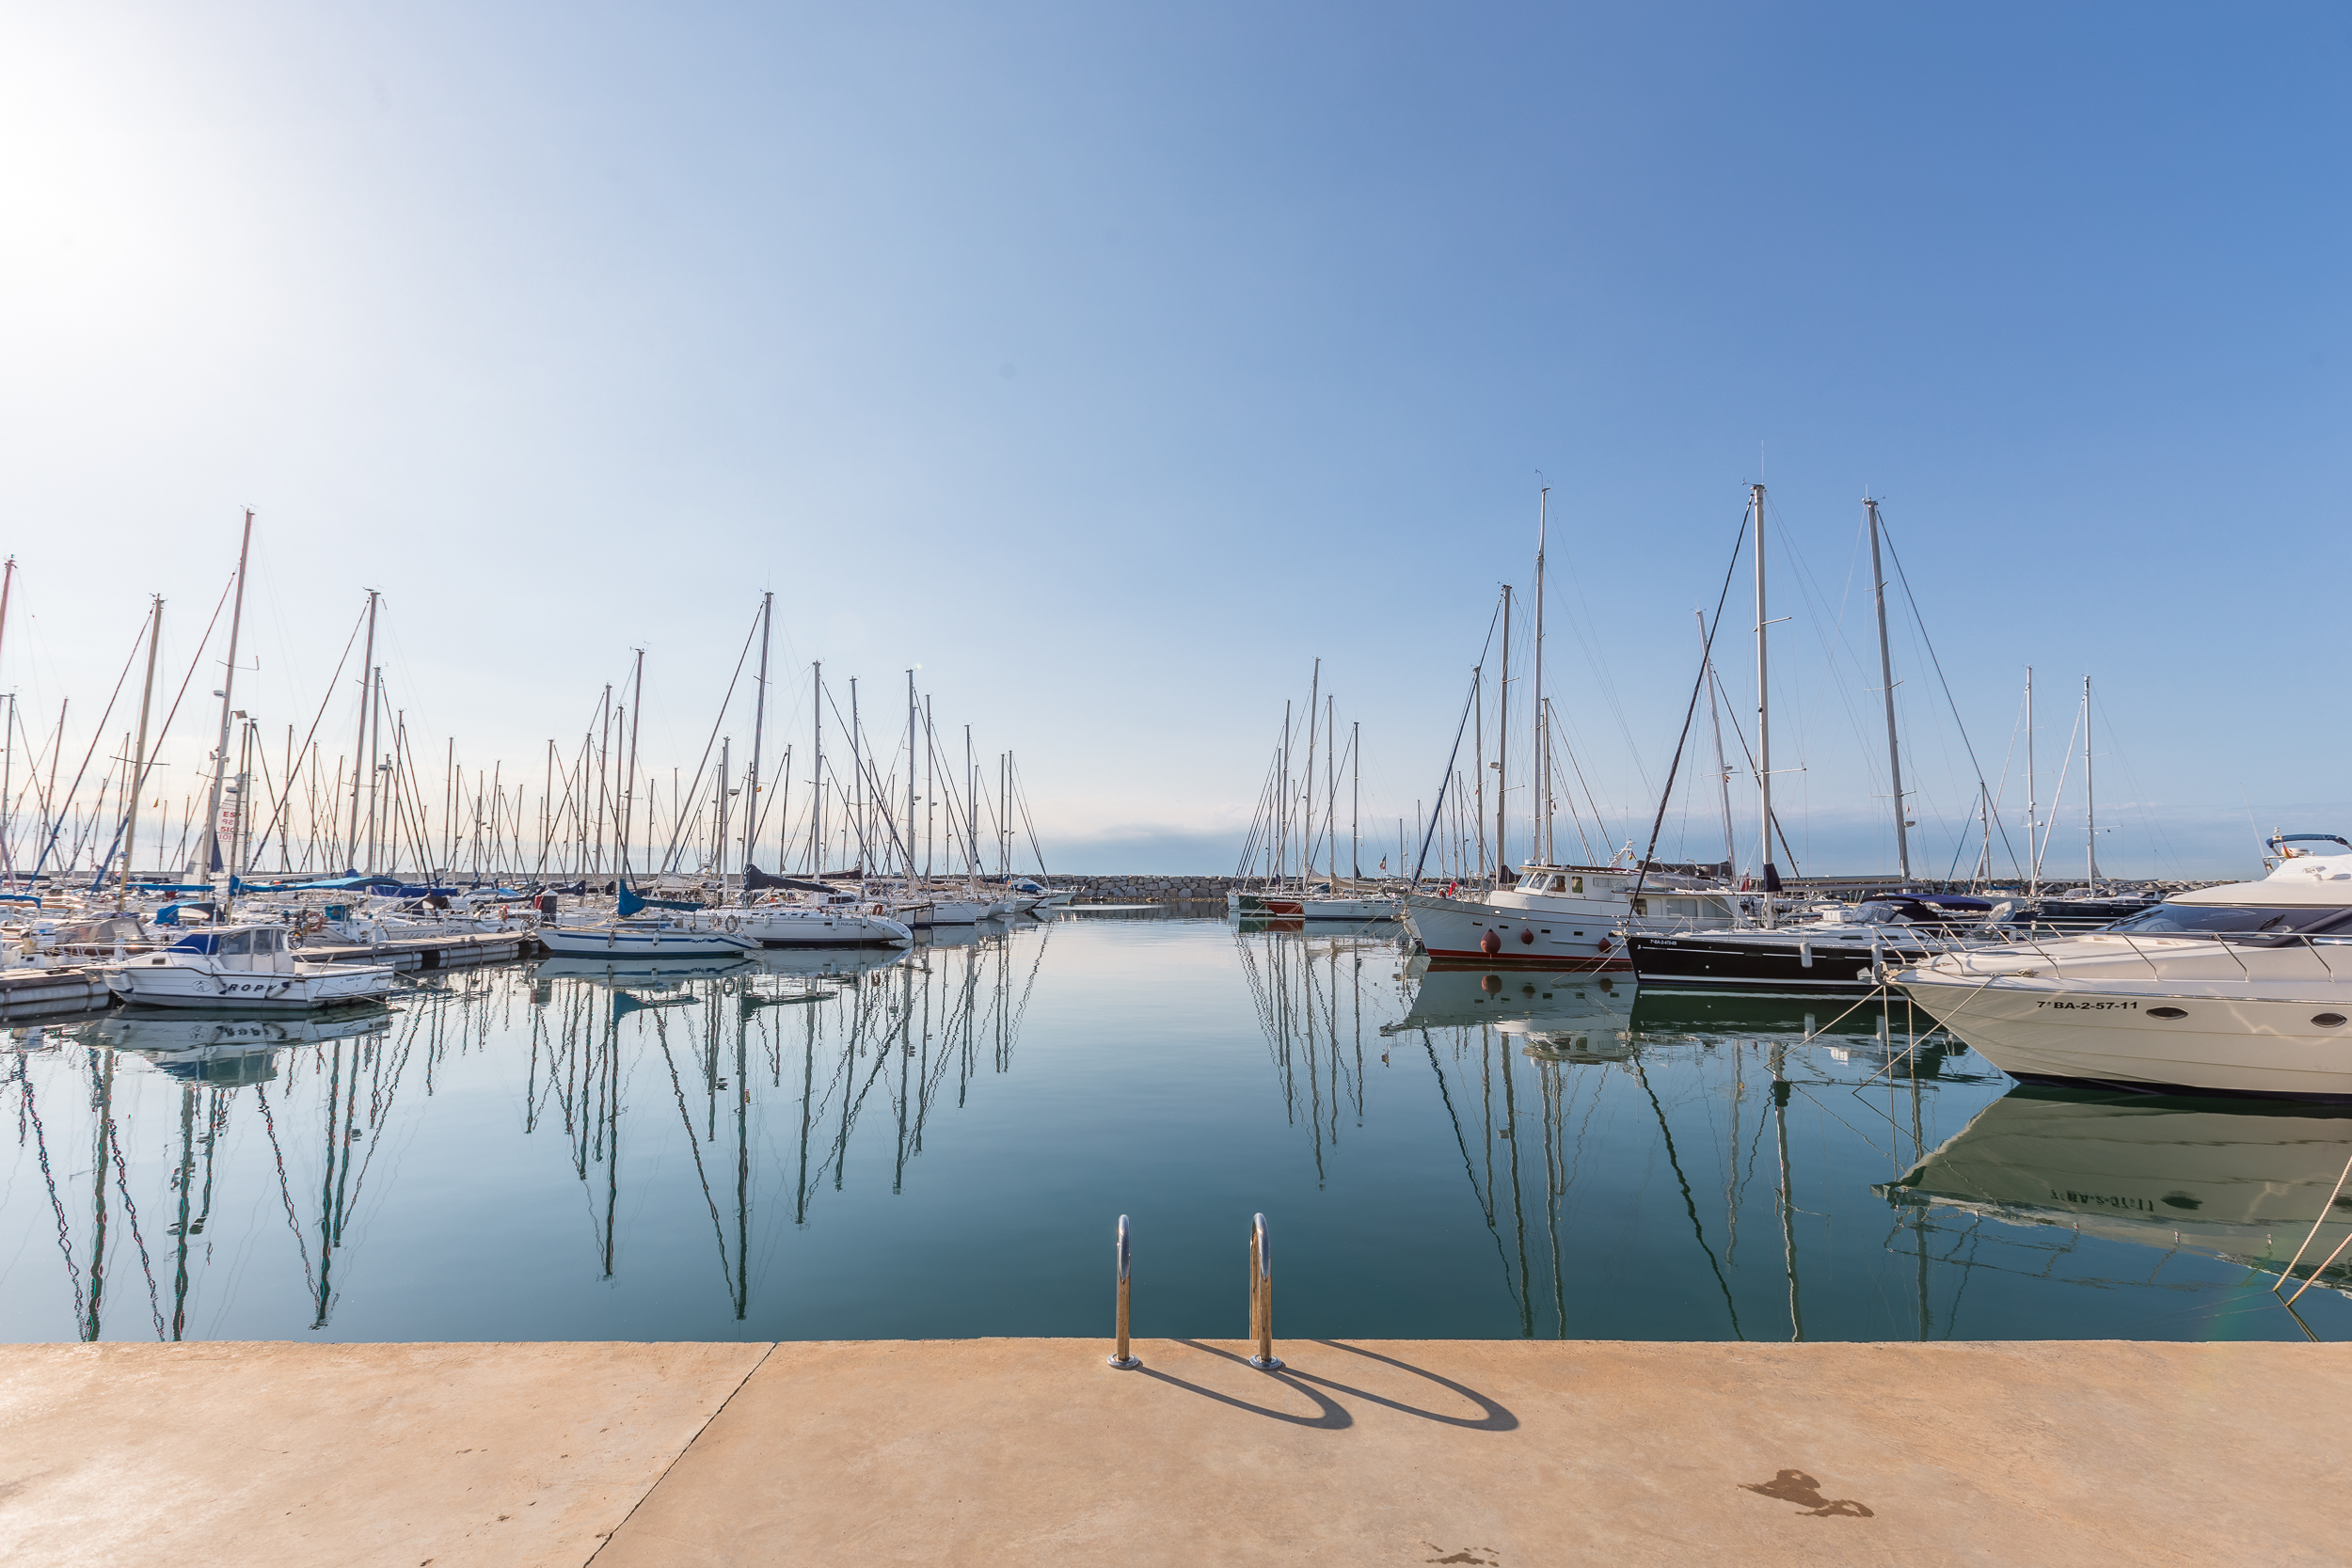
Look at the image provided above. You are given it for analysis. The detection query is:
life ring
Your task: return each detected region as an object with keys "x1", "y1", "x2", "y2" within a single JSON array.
[{"x1": 725, "y1": 914, "x2": 739, "y2": 932}]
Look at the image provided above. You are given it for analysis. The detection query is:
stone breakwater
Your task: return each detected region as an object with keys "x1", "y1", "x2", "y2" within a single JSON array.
[{"x1": 1052, "y1": 875, "x2": 1247, "y2": 902}]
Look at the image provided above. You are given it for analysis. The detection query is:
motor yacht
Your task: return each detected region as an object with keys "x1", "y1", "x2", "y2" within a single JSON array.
[
  {"x1": 1401, "y1": 863, "x2": 1745, "y2": 967},
  {"x1": 1894, "y1": 835, "x2": 2352, "y2": 1101},
  {"x1": 101, "y1": 923, "x2": 398, "y2": 1010}
]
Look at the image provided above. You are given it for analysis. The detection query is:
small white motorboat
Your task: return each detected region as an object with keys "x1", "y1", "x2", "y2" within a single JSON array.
[{"x1": 101, "y1": 923, "x2": 397, "y2": 1011}]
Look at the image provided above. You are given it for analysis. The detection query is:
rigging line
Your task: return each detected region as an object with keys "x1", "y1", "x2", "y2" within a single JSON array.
[
  {"x1": 1630, "y1": 504, "x2": 1750, "y2": 905},
  {"x1": 28, "y1": 616, "x2": 151, "y2": 877},
  {"x1": 1876, "y1": 521, "x2": 1995, "y2": 797},
  {"x1": 1630, "y1": 1054, "x2": 1745, "y2": 1339},
  {"x1": 659, "y1": 609, "x2": 762, "y2": 871},
  {"x1": 245, "y1": 601, "x2": 368, "y2": 866}
]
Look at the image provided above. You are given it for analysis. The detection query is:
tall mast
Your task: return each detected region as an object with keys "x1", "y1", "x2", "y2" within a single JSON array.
[
  {"x1": 345, "y1": 590, "x2": 378, "y2": 869},
  {"x1": 1279, "y1": 701, "x2": 1291, "y2": 885},
  {"x1": 2083, "y1": 674, "x2": 2097, "y2": 887},
  {"x1": 1534, "y1": 487, "x2": 1548, "y2": 865},
  {"x1": 1496, "y1": 585, "x2": 1512, "y2": 880},
  {"x1": 1325, "y1": 692, "x2": 1334, "y2": 886},
  {"x1": 849, "y1": 677, "x2": 863, "y2": 879},
  {"x1": 744, "y1": 592, "x2": 771, "y2": 876},
  {"x1": 1304, "y1": 659, "x2": 1320, "y2": 882},
  {"x1": 199, "y1": 511, "x2": 255, "y2": 911},
  {"x1": 1866, "y1": 499, "x2": 1911, "y2": 884},
  {"x1": 2025, "y1": 667, "x2": 2039, "y2": 895},
  {"x1": 1698, "y1": 610, "x2": 1735, "y2": 869},
  {"x1": 1351, "y1": 720, "x2": 1360, "y2": 879},
  {"x1": 1472, "y1": 664, "x2": 1485, "y2": 880},
  {"x1": 906, "y1": 669, "x2": 917, "y2": 883},
  {"x1": 117, "y1": 595, "x2": 163, "y2": 908},
  {"x1": 964, "y1": 723, "x2": 977, "y2": 886},
  {"x1": 622, "y1": 650, "x2": 644, "y2": 879},
  {"x1": 365, "y1": 668, "x2": 385, "y2": 873},
  {"x1": 1752, "y1": 483, "x2": 1775, "y2": 924},
  {"x1": 810, "y1": 661, "x2": 823, "y2": 874}
]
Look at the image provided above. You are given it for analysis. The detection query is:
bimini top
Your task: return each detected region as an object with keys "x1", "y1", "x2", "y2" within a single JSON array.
[{"x1": 2173, "y1": 837, "x2": 2352, "y2": 908}]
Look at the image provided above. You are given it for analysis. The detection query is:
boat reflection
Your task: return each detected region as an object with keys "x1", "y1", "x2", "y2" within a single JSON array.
[
  {"x1": 1879, "y1": 1085, "x2": 2352, "y2": 1295},
  {"x1": 1234, "y1": 922, "x2": 1397, "y2": 1180},
  {"x1": 5, "y1": 921, "x2": 1049, "y2": 1339}
]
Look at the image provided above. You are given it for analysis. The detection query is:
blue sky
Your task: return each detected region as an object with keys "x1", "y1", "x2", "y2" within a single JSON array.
[{"x1": 0, "y1": 2, "x2": 2344, "y2": 878}]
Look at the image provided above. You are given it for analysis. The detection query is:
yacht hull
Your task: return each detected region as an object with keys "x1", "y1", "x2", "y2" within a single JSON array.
[
  {"x1": 537, "y1": 926, "x2": 756, "y2": 958},
  {"x1": 103, "y1": 962, "x2": 397, "y2": 1010},
  {"x1": 1896, "y1": 974, "x2": 2352, "y2": 1101},
  {"x1": 1400, "y1": 893, "x2": 1627, "y2": 967},
  {"x1": 1629, "y1": 931, "x2": 1926, "y2": 994}
]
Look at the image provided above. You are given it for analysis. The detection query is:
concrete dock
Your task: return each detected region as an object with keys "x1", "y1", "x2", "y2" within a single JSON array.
[{"x1": 0, "y1": 1337, "x2": 2340, "y2": 1566}]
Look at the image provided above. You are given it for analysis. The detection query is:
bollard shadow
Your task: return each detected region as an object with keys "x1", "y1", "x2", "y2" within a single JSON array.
[
  {"x1": 1282, "y1": 1340, "x2": 1518, "y2": 1432},
  {"x1": 1138, "y1": 1339, "x2": 1352, "y2": 1429}
]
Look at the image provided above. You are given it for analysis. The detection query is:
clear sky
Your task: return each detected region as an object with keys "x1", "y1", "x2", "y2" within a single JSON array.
[{"x1": 1, "y1": 2, "x2": 2344, "y2": 879}]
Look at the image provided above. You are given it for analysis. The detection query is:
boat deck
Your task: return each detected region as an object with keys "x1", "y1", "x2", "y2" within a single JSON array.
[{"x1": 1, "y1": 1336, "x2": 2338, "y2": 1566}]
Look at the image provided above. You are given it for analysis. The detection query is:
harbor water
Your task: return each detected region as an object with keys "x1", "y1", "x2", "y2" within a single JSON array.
[{"x1": 4, "y1": 910, "x2": 2346, "y2": 1343}]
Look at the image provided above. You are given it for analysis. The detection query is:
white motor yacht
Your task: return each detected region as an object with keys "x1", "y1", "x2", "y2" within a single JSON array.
[
  {"x1": 101, "y1": 923, "x2": 397, "y2": 1010},
  {"x1": 1894, "y1": 835, "x2": 2352, "y2": 1101}
]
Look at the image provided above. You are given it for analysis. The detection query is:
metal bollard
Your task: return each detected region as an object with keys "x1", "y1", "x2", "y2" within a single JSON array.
[
  {"x1": 1248, "y1": 1212, "x2": 1283, "y2": 1370},
  {"x1": 1107, "y1": 1214, "x2": 1139, "y2": 1369}
]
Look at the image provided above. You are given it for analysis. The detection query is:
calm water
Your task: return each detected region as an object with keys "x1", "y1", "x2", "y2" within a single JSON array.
[{"x1": 5, "y1": 911, "x2": 2347, "y2": 1344}]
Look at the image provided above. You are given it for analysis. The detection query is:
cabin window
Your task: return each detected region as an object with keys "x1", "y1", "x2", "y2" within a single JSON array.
[
  {"x1": 220, "y1": 931, "x2": 254, "y2": 956},
  {"x1": 1571, "y1": 877, "x2": 1583, "y2": 894},
  {"x1": 1548, "y1": 876, "x2": 1567, "y2": 893},
  {"x1": 2108, "y1": 904, "x2": 2352, "y2": 937},
  {"x1": 1631, "y1": 898, "x2": 1647, "y2": 916}
]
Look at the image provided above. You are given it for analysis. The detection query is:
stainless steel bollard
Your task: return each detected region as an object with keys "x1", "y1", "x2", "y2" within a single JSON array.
[
  {"x1": 1107, "y1": 1214, "x2": 1139, "y2": 1369},
  {"x1": 1248, "y1": 1212, "x2": 1283, "y2": 1370}
]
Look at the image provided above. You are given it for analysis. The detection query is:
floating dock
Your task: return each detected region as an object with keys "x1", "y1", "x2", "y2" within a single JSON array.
[
  {"x1": 305, "y1": 931, "x2": 532, "y2": 971},
  {"x1": 0, "y1": 965, "x2": 110, "y2": 1020},
  {"x1": 0, "y1": 1337, "x2": 2339, "y2": 1566}
]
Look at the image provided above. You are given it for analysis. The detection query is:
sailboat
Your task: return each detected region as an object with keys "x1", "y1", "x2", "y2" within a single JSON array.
[{"x1": 1401, "y1": 490, "x2": 1744, "y2": 967}]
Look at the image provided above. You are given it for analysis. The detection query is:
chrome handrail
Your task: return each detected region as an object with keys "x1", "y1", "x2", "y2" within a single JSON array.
[
  {"x1": 1107, "y1": 1214, "x2": 1139, "y2": 1370},
  {"x1": 1248, "y1": 1212, "x2": 1283, "y2": 1370}
]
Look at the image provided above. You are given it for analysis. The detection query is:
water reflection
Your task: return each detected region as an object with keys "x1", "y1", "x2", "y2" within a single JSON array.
[
  {"x1": 1881, "y1": 1086, "x2": 2352, "y2": 1298},
  {"x1": 7, "y1": 913, "x2": 2347, "y2": 1343},
  {"x1": 4, "y1": 927, "x2": 1050, "y2": 1340}
]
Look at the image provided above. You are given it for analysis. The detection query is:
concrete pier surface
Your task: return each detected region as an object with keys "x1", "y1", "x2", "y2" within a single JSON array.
[{"x1": 1, "y1": 1338, "x2": 2342, "y2": 1567}]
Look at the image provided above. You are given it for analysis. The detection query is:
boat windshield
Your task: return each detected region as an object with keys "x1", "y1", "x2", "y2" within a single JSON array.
[{"x1": 2106, "y1": 904, "x2": 2352, "y2": 938}]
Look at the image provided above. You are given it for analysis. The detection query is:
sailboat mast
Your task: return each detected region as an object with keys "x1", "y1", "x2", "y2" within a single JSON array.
[
  {"x1": 1496, "y1": 585, "x2": 1511, "y2": 880},
  {"x1": 199, "y1": 511, "x2": 255, "y2": 910},
  {"x1": 2025, "y1": 666, "x2": 2039, "y2": 896},
  {"x1": 1304, "y1": 660, "x2": 1320, "y2": 882},
  {"x1": 810, "y1": 661, "x2": 823, "y2": 874},
  {"x1": 744, "y1": 592, "x2": 771, "y2": 877},
  {"x1": 906, "y1": 670, "x2": 918, "y2": 883},
  {"x1": 1534, "y1": 487, "x2": 1548, "y2": 866},
  {"x1": 1351, "y1": 720, "x2": 1360, "y2": 880},
  {"x1": 116, "y1": 595, "x2": 163, "y2": 907},
  {"x1": 1325, "y1": 692, "x2": 1334, "y2": 885},
  {"x1": 345, "y1": 590, "x2": 377, "y2": 870},
  {"x1": 1866, "y1": 499, "x2": 1911, "y2": 884},
  {"x1": 622, "y1": 650, "x2": 644, "y2": 878},
  {"x1": 2083, "y1": 674, "x2": 2096, "y2": 887},
  {"x1": 1752, "y1": 483, "x2": 1775, "y2": 926}
]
